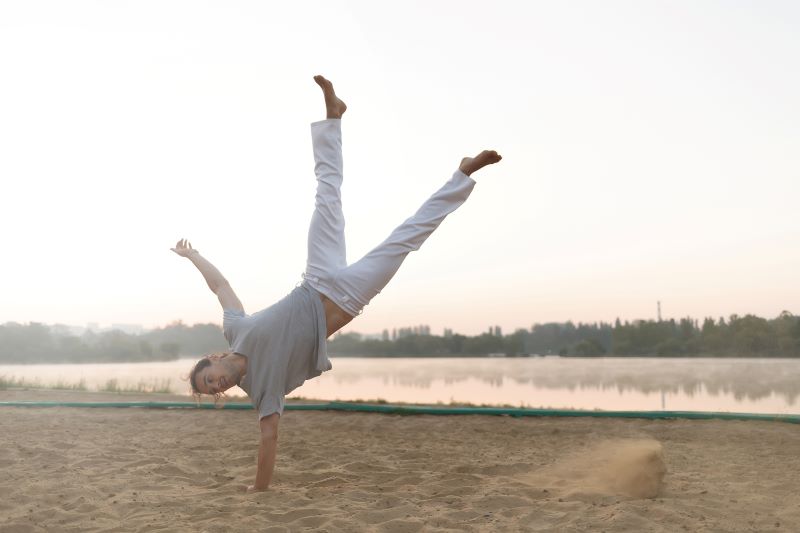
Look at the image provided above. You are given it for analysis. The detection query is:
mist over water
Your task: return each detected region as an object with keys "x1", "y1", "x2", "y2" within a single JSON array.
[{"x1": 1, "y1": 357, "x2": 798, "y2": 414}]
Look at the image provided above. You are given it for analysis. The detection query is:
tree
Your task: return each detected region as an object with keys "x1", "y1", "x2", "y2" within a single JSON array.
[{"x1": 573, "y1": 339, "x2": 606, "y2": 356}]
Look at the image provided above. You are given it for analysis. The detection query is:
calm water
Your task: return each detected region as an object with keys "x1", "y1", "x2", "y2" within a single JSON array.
[{"x1": 2, "y1": 357, "x2": 799, "y2": 414}]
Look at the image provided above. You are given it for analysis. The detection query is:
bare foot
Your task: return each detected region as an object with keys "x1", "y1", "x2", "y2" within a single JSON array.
[
  {"x1": 313, "y1": 75, "x2": 347, "y2": 119},
  {"x1": 459, "y1": 150, "x2": 502, "y2": 176}
]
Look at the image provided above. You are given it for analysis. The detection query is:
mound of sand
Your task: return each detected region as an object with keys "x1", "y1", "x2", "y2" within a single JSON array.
[{"x1": 523, "y1": 439, "x2": 666, "y2": 500}]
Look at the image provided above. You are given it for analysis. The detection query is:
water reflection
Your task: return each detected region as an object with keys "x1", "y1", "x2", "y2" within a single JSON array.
[
  {"x1": 316, "y1": 357, "x2": 800, "y2": 407},
  {"x1": 1, "y1": 357, "x2": 798, "y2": 413}
]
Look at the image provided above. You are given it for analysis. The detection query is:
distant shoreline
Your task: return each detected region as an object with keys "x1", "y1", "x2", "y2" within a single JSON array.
[
  {"x1": 4, "y1": 313, "x2": 799, "y2": 362},
  {"x1": 2, "y1": 353, "x2": 800, "y2": 366}
]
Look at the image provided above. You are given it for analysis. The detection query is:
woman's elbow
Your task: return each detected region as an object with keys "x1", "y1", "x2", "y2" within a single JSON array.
[{"x1": 212, "y1": 279, "x2": 231, "y2": 294}]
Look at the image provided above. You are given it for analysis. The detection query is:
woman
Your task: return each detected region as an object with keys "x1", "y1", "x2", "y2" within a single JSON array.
[{"x1": 172, "y1": 75, "x2": 501, "y2": 491}]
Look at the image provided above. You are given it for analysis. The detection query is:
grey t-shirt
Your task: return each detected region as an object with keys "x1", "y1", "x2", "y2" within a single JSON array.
[{"x1": 223, "y1": 281, "x2": 331, "y2": 418}]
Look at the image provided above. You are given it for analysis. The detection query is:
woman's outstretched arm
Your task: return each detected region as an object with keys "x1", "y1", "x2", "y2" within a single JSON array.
[{"x1": 171, "y1": 239, "x2": 244, "y2": 312}]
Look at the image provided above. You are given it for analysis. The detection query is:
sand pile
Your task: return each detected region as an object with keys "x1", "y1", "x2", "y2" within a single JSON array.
[{"x1": 524, "y1": 439, "x2": 666, "y2": 501}]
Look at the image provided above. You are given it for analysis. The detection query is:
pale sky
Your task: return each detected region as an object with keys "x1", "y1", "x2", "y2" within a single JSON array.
[{"x1": 1, "y1": 1, "x2": 798, "y2": 336}]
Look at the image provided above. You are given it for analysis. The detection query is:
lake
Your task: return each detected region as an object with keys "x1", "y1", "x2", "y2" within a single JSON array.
[{"x1": 1, "y1": 357, "x2": 798, "y2": 414}]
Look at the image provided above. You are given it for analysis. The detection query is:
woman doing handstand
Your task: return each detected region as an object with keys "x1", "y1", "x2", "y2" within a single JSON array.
[{"x1": 171, "y1": 75, "x2": 502, "y2": 491}]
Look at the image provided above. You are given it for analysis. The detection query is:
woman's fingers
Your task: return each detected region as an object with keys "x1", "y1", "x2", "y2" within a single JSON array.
[{"x1": 171, "y1": 238, "x2": 195, "y2": 255}]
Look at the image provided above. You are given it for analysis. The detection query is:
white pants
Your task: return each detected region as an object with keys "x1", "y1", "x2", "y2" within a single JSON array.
[{"x1": 303, "y1": 119, "x2": 476, "y2": 317}]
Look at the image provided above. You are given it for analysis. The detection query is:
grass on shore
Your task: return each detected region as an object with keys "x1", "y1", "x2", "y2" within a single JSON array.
[
  {"x1": 98, "y1": 378, "x2": 173, "y2": 394},
  {"x1": 287, "y1": 395, "x2": 533, "y2": 409},
  {"x1": 0, "y1": 375, "x2": 171, "y2": 394},
  {"x1": 0, "y1": 375, "x2": 88, "y2": 391}
]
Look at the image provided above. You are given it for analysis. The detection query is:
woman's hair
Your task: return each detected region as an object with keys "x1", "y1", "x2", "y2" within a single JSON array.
[{"x1": 188, "y1": 357, "x2": 213, "y2": 395}]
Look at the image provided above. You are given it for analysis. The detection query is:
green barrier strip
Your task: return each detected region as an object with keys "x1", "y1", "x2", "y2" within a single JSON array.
[{"x1": 1, "y1": 400, "x2": 798, "y2": 423}]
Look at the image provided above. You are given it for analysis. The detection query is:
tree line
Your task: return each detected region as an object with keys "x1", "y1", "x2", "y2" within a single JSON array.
[
  {"x1": 327, "y1": 312, "x2": 800, "y2": 358},
  {"x1": 1, "y1": 311, "x2": 798, "y2": 364},
  {"x1": 0, "y1": 321, "x2": 228, "y2": 364}
]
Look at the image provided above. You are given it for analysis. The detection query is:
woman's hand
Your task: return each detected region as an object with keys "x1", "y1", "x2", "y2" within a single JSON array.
[
  {"x1": 171, "y1": 238, "x2": 242, "y2": 311},
  {"x1": 171, "y1": 238, "x2": 198, "y2": 258}
]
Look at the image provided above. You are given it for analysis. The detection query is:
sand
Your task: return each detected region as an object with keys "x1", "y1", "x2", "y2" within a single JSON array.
[{"x1": 1, "y1": 390, "x2": 799, "y2": 532}]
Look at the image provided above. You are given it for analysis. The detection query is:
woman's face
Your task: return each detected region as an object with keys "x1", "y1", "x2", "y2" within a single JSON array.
[{"x1": 196, "y1": 358, "x2": 237, "y2": 395}]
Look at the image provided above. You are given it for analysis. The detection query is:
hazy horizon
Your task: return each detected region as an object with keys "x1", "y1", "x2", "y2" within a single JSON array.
[
  {"x1": 2, "y1": 1, "x2": 798, "y2": 336},
  {"x1": 2, "y1": 304, "x2": 795, "y2": 339}
]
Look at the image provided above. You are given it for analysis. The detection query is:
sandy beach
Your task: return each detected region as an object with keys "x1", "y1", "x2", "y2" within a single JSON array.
[{"x1": 1, "y1": 390, "x2": 799, "y2": 532}]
